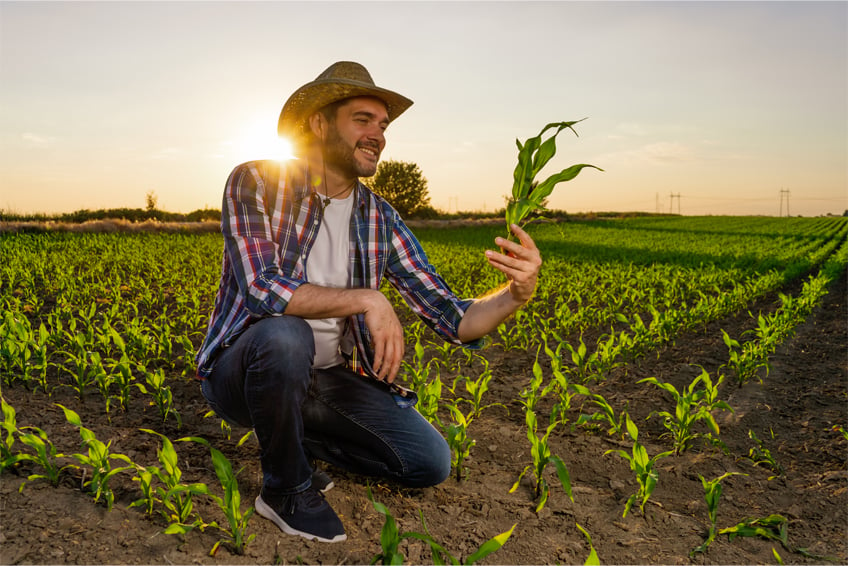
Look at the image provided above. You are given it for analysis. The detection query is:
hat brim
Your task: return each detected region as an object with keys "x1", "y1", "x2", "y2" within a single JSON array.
[{"x1": 278, "y1": 78, "x2": 413, "y2": 139}]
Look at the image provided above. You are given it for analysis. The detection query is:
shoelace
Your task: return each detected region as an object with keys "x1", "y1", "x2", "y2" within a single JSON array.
[{"x1": 283, "y1": 487, "x2": 326, "y2": 515}]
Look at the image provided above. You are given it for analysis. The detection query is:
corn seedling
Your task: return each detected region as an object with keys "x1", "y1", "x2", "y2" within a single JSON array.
[
  {"x1": 453, "y1": 358, "x2": 506, "y2": 420},
  {"x1": 572, "y1": 383, "x2": 629, "y2": 439},
  {"x1": 443, "y1": 402, "x2": 476, "y2": 481},
  {"x1": 505, "y1": 120, "x2": 601, "y2": 237},
  {"x1": 639, "y1": 368, "x2": 733, "y2": 456},
  {"x1": 832, "y1": 424, "x2": 848, "y2": 441},
  {"x1": 745, "y1": 429, "x2": 783, "y2": 478},
  {"x1": 576, "y1": 523, "x2": 600, "y2": 566},
  {"x1": 138, "y1": 367, "x2": 181, "y2": 428},
  {"x1": 719, "y1": 514, "x2": 789, "y2": 549},
  {"x1": 604, "y1": 414, "x2": 673, "y2": 517},
  {"x1": 139, "y1": 429, "x2": 210, "y2": 531},
  {"x1": 1, "y1": 397, "x2": 19, "y2": 473},
  {"x1": 720, "y1": 330, "x2": 770, "y2": 387},
  {"x1": 416, "y1": 376, "x2": 443, "y2": 426},
  {"x1": 109, "y1": 354, "x2": 144, "y2": 412},
  {"x1": 57, "y1": 404, "x2": 133, "y2": 510},
  {"x1": 510, "y1": 409, "x2": 573, "y2": 512},
  {"x1": 367, "y1": 484, "x2": 515, "y2": 565},
  {"x1": 15, "y1": 425, "x2": 68, "y2": 489},
  {"x1": 180, "y1": 436, "x2": 256, "y2": 556},
  {"x1": 541, "y1": 337, "x2": 583, "y2": 425},
  {"x1": 690, "y1": 471, "x2": 747, "y2": 556}
]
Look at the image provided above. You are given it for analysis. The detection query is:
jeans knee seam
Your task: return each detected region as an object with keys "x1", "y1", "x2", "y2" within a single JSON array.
[{"x1": 312, "y1": 395, "x2": 409, "y2": 476}]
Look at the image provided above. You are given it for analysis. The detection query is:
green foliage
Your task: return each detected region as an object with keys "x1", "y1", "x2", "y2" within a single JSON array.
[
  {"x1": 57, "y1": 404, "x2": 133, "y2": 510},
  {"x1": 509, "y1": 408, "x2": 573, "y2": 512},
  {"x1": 745, "y1": 429, "x2": 783, "y2": 477},
  {"x1": 179, "y1": 436, "x2": 256, "y2": 556},
  {"x1": 576, "y1": 523, "x2": 600, "y2": 565},
  {"x1": 604, "y1": 415, "x2": 673, "y2": 517},
  {"x1": 690, "y1": 472, "x2": 747, "y2": 556},
  {"x1": 367, "y1": 485, "x2": 515, "y2": 565},
  {"x1": 136, "y1": 429, "x2": 209, "y2": 531},
  {"x1": 365, "y1": 159, "x2": 431, "y2": 217},
  {"x1": 505, "y1": 120, "x2": 602, "y2": 237},
  {"x1": 639, "y1": 368, "x2": 733, "y2": 456}
]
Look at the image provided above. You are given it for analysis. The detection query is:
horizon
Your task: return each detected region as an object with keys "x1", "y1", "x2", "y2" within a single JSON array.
[{"x1": 1, "y1": 1, "x2": 846, "y2": 217}]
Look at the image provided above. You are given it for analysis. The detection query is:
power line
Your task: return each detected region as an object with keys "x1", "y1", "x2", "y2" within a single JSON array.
[
  {"x1": 779, "y1": 189, "x2": 790, "y2": 217},
  {"x1": 669, "y1": 192, "x2": 681, "y2": 214}
]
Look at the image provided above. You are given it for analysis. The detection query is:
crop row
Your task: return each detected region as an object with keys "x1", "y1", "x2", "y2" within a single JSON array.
[{"x1": 1, "y1": 216, "x2": 846, "y2": 562}]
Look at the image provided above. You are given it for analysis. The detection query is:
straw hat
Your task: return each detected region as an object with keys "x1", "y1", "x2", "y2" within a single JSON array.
[{"x1": 277, "y1": 61, "x2": 413, "y2": 141}]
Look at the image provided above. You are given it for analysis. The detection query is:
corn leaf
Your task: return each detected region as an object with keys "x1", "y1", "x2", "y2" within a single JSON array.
[
  {"x1": 506, "y1": 120, "x2": 601, "y2": 235},
  {"x1": 463, "y1": 523, "x2": 516, "y2": 565}
]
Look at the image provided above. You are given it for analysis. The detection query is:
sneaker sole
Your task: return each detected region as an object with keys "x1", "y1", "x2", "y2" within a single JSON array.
[{"x1": 254, "y1": 495, "x2": 347, "y2": 543}]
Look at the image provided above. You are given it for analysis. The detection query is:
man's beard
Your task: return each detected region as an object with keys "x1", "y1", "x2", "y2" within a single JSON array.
[{"x1": 322, "y1": 124, "x2": 378, "y2": 178}]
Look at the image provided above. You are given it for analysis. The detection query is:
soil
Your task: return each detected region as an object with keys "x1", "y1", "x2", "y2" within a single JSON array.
[{"x1": 1, "y1": 271, "x2": 846, "y2": 565}]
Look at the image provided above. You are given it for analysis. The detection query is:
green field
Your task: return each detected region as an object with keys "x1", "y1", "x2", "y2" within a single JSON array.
[{"x1": 1, "y1": 215, "x2": 846, "y2": 564}]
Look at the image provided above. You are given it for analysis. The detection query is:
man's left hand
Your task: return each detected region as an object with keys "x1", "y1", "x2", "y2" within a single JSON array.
[{"x1": 485, "y1": 223, "x2": 542, "y2": 304}]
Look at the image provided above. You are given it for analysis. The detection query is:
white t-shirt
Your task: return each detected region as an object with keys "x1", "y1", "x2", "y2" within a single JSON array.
[{"x1": 304, "y1": 193, "x2": 355, "y2": 368}]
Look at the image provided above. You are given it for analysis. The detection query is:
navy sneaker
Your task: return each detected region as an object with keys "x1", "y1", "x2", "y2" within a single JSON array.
[
  {"x1": 311, "y1": 468, "x2": 335, "y2": 494},
  {"x1": 255, "y1": 487, "x2": 346, "y2": 543}
]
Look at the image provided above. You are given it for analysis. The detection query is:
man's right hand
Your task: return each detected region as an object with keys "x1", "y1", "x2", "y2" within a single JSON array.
[
  {"x1": 361, "y1": 290, "x2": 404, "y2": 383},
  {"x1": 286, "y1": 285, "x2": 404, "y2": 383}
]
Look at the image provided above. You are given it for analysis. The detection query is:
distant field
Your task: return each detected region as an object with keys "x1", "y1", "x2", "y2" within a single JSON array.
[{"x1": 1, "y1": 216, "x2": 846, "y2": 565}]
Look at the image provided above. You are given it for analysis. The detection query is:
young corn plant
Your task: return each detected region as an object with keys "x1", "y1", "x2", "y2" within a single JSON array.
[
  {"x1": 57, "y1": 404, "x2": 134, "y2": 511},
  {"x1": 745, "y1": 429, "x2": 783, "y2": 478},
  {"x1": 638, "y1": 368, "x2": 733, "y2": 456},
  {"x1": 509, "y1": 408, "x2": 573, "y2": 512},
  {"x1": 719, "y1": 514, "x2": 789, "y2": 549},
  {"x1": 442, "y1": 401, "x2": 476, "y2": 481},
  {"x1": 1, "y1": 397, "x2": 20, "y2": 473},
  {"x1": 573, "y1": 383, "x2": 629, "y2": 439},
  {"x1": 138, "y1": 429, "x2": 210, "y2": 531},
  {"x1": 416, "y1": 376, "x2": 444, "y2": 426},
  {"x1": 139, "y1": 367, "x2": 181, "y2": 428},
  {"x1": 452, "y1": 358, "x2": 506, "y2": 420},
  {"x1": 604, "y1": 414, "x2": 673, "y2": 517},
  {"x1": 690, "y1": 472, "x2": 747, "y2": 556},
  {"x1": 720, "y1": 330, "x2": 769, "y2": 387},
  {"x1": 14, "y1": 425, "x2": 68, "y2": 490},
  {"x1": 180, "y1": 437, "x2": 256, "y2": 556},
  {"x1": 367, "y1": 484, "x2": 515, "y2": 566},
  {"x1": 505, "y1": 120, "x2": 601, "y2": 237},
  {"x1": 541, "y1": 337, "x2": 583, "y2": 425}
]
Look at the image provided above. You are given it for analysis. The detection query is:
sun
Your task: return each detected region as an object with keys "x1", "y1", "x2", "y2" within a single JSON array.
[{"x1": 231, "y1": 121, "x2": 297, "y2": 163}]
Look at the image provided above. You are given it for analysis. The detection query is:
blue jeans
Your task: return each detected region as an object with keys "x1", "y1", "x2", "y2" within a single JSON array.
[{"x1": 200, "y1": 315, "x2": 451, "y2": 494}]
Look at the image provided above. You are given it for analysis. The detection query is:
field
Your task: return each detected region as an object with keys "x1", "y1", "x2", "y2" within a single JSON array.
[{"x1": 1, "y1": 216, "x2": 846, "y2": 565}]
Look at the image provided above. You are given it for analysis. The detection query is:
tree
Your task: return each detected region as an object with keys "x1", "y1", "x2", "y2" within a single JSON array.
[
  {"x1": 145, "y1": 190, "x2": 158, "y2": 212},
  {"x1": 365, "y1": 160, "x2": 431, "y2": 217}
]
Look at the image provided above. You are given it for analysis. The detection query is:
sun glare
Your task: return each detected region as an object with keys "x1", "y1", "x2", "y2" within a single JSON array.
[{"x1": 232, "y1": 122, "x2": 297, "y2": 163}]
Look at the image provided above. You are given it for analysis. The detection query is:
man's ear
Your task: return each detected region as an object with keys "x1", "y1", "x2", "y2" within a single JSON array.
[{"x1": 308, "y1": 113, "x2": 325, "y2": 141}]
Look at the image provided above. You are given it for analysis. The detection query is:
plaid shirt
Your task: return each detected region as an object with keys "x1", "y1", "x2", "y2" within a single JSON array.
[{"x1": 196, "y1": 159, "x2": 479, "y2": 379}]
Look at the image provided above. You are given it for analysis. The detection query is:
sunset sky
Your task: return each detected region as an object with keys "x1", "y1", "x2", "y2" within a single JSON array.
[{"x1": 1, "y1": 1, "x2": 846, "y2": 217}]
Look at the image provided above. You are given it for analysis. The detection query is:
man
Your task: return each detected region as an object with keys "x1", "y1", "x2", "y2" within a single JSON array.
[{"x1": 196, "y1": 61, "x2": 542, "y2": 543}]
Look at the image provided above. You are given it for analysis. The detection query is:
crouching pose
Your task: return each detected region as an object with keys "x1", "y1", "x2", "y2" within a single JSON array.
[{"x1": 196, "y1": 61, "x2": 542, "y2": 543}]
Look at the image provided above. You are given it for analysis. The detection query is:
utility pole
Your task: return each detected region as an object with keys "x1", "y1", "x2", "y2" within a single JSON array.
[
  {"x1": 656, "y1": 192, "x2": 661, "y2": 214},
  {"x1": 669, "y1": 193, "x2": 681, "y2": 215},
  {"x1": 779, "y1": 189, "x2": 790, "y2": 217}
]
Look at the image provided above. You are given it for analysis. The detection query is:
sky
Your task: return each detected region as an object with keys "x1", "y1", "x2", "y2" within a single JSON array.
[{"x1": 1, "y1": 1, "x2": 846, "y2": 217}]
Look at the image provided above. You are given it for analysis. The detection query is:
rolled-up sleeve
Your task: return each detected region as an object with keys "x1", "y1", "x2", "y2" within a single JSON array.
[
  {"x1": 384, "y1": 211, "x2": 483, "y2": 349},
  {"x1": 222, "y1": 162, "x2": 304, "y2": 316}
]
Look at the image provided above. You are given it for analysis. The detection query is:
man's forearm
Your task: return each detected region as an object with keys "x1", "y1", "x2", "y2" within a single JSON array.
[
  {"x1": 285, "y1": 283, "x2": 378, "y2": 319},
  {"x1": 456, "y1": 285, "x2": 527, "y2": 343}
]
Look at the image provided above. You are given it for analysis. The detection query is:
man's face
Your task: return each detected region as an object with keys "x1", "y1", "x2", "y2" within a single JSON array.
[{"x1": 321, "y1": 96, "x2": 389, "y2": 178}]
